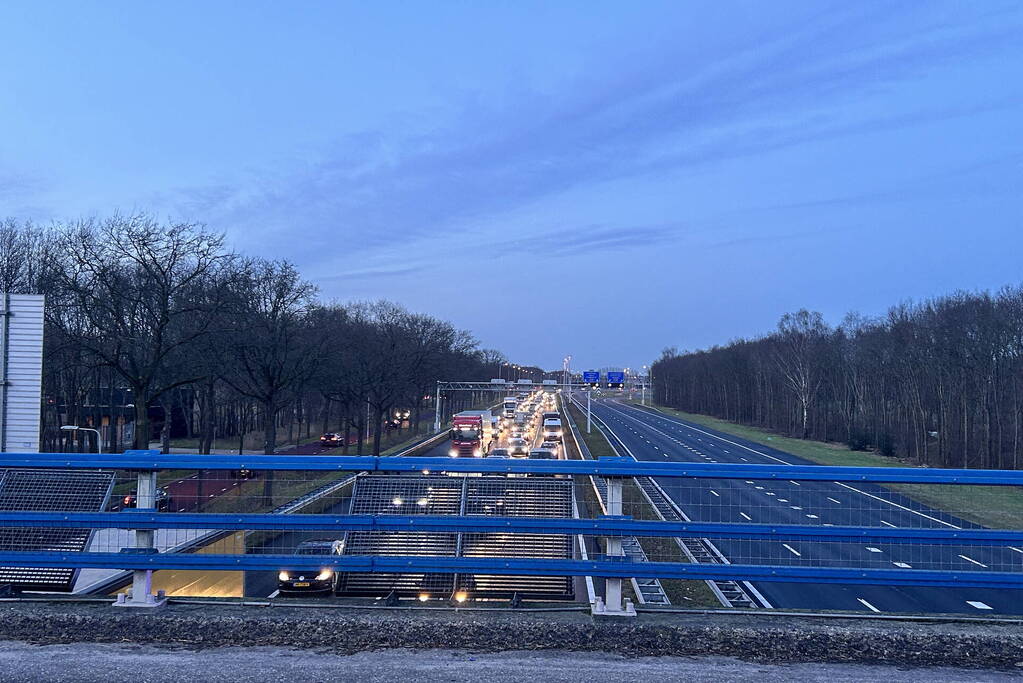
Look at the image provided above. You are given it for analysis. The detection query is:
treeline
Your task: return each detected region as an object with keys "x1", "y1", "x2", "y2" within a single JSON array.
[
  {"x1": 653, "y1": 287, "x2": 1023, "y2": 469},
  {"x1": 0, "y1": 215, "x2": 509, "y2": 456}
]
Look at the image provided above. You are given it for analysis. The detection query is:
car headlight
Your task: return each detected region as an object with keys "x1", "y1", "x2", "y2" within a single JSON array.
[
  {"x1": 473, "y1": 449, "x2": 482, "y2": 457},
  {"x1": 315, "y1": 569, "x2": 333, "y2": 581},
  {"x1": 449, "y1": 449, "x2": 458, "y2": 457},
  {"x1": 278, "y1": 571, "x2": 290, "y2": 581}
]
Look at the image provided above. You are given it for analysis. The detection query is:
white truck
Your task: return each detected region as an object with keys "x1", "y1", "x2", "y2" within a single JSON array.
[
  {"x1": 502, "y1": 396, "x2": 518, "y2": 420},
  {"x1": 542, "y1": 418, "x2": 563, "y2": 442}
]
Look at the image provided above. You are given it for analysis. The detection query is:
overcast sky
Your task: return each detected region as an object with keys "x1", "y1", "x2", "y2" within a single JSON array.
[{"x1": 1, "y1": 1, "x2": 1021, "y2": 371}]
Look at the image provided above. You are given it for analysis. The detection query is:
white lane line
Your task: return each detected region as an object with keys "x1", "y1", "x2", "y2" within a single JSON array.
[
  {"x1": 893, "y1": 562, "x2": 912, "y2": 568},
  {"x1": 866, "y1": 547, "x2": 882, "y2": 553},
  {"x1": 959, "y1": 554, "x2": 988, "y2": 568},
  {"x1": 710, "y1": 490, "x2": 720, "y2": 497},
  {"x1": 835, "y1": 482, "x2": 960, "y2": 529},
  {"x1": 1011, "y1": 547, "x2": 1023, "y2": 554},
  {"x1": 806, "y1": 514, "x2": 819, "y2": 519},
  {"x1": 857, "y1": 598, "x2": 881, "y2": 613},
  {"x1": 739, "y1": 512, "x2": 752, "y2": 521},
  {"x1": 783, "y1": 543, "x2": 801, "y2": 557},
  {"x1": 777, "y1": 499, "x2": 788, "y2": 503},
  {"x1": 765, "y1": 492, "x2": 776, "y2": 496},
  {"x1": 269, "y1": 590, "x2": 280, "y2": 598},
  {"x1": 740, "y1": 457, "x2": 749, "y2": 462},
  {"x1": 791, "y1": 506, "x2": 802, "y2": 510},
  {"x1": 967, "y1": 600, "x2": 993, "y2": 610},
  {"x1": 789, "y1": 481, "x2": 801, "y2": 486},
  {"x1": 880, "y1": 520, "x2": 897, "y2": 528},
  {"x1": 827, "y1": 497, "x2": 841, "y2": 504},
  {"x1": 754, "y1": 486, "x2": 764, "y2": 490}
]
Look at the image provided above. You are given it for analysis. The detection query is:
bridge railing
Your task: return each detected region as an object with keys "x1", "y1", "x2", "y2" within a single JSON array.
[{"x1": 0, "y1": 452, "x2": 1021, "y2": 610}]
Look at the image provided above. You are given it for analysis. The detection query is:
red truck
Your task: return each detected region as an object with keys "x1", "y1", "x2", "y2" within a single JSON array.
[{"x1": 448, "y1": 410, "x2": 495, "y2": 457}]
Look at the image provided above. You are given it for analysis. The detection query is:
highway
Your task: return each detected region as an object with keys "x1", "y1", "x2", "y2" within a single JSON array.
[
  {"x1": 577, "y1": 396, "x2": 1023, "y2": 615},
  {"x1": 246, "y1": 398, "x2": 559, "y2": 598}
]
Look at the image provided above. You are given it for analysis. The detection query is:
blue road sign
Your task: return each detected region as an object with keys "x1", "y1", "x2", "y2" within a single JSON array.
[
  {"x1": 583, "y1": 371, "x2": 599, "y2": 383},
  {"x1": 607, "y1": 371, "x2": 625, "y2": 384}
]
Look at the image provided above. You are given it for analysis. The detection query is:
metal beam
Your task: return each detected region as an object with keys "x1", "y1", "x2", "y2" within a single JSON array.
[
  {"x1": 4, "y1": 452, "x2": 1023, "y2": 485},
  {"x1": 0, "y1": 551, "x2": 1020, "y2": 589},
  {"x1": 2, "y1": 511, "x2": 1021, "y2": 546}
]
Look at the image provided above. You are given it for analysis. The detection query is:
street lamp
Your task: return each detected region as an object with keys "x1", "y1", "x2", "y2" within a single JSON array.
[{"x1": 61, "y1": 425, "x2": 103, "y2": 454}]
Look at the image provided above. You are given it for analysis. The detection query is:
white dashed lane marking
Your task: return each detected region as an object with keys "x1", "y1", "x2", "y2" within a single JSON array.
[
  {"x1": 959, "y1": 555, "x2": 987, "y2": 568},
  {"x1": 857, "y1": 598, "x2": 881, "y2": 613}
]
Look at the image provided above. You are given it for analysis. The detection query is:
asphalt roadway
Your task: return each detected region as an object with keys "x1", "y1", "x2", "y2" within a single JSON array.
[{"x1": 581, "y1": 397, "x2": 1023, "y2": 615}]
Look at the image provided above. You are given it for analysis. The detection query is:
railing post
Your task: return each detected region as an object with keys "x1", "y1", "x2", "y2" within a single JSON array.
[
  {"x1": 593, "y1": 474, "x2": 636, "y2": 617},
  {"x1": 114, "y1": 470, "x2": 166, "y2": 608}
]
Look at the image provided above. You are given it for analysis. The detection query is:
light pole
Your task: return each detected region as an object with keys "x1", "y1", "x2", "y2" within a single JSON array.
[
  {"x1": 642, "y1": 365, "x2": 648, "y2": 406},
  {"x1": 61, "y1": 425, "x2": 103, "y2": 454}
]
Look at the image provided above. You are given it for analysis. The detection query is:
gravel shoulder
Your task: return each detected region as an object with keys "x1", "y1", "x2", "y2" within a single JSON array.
[
  {"x1": 2, "y1": 642, "x2": 1022, "y2": 683},
  {"x1": 0, "y1": 600, "x2": 1021, "y2": 672}
]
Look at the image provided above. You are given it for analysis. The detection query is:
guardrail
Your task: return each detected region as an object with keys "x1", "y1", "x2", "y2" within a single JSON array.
[{"x1": 1, "y1": 452, "x2": 1022, "y2": 609}]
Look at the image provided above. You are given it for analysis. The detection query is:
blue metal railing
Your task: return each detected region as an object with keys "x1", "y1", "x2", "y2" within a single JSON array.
[
  {"x1": 0, "y1": 452, "x2": 1021, "y2": 591},
  {"x1": 5, "y1": 451, "x2": 1023, "y2": 485}
]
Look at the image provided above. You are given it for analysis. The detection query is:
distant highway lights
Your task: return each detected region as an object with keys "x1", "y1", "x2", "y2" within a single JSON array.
[{"x1": 61, "y1": 424, "x2": 102, "y2": 454}]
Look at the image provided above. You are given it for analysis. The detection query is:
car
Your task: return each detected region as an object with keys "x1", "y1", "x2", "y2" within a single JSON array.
[
  {"x1": 540, "y1": 441, "x2": 561, "y2": 457},
  {"x1": 319, "y1": 433, "x2": 344, "y2": 447},
  {"x1": 528, "y1": 448, "x2": 557, "y2": 459},
  {"x1": 510, "y1": 430, "x2": 524, "y2": 440},
  {"x1": 508, "y1": 438, "x2": 528, "y2": 456},
  {"x1": 487, "y1": 448, "x2": 510, "y2": 458},
  {"x1": 278, "y1": 539, "x2": 345, "y2": 594},
  {"x1": 121, "y1": 486, "x2": 170, "y2": 511}
]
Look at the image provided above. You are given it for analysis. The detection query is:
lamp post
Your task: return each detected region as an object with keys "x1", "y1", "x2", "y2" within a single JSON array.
[
  {"x1": 61, "y1": 425, "x2": 103, "y2": 454},
  {"x1": 642, "y1": 365, "x2": 648, "y2": 406}
]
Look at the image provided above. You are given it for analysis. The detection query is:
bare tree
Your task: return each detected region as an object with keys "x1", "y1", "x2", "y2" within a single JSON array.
[{"x1": 46, "y1": 214, "x2": 235, "y2": 449}]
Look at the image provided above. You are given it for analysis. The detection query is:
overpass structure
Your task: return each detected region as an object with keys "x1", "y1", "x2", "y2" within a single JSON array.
[{"x1": 0, "y1": 444, "x2": 1021, "y2": 615}]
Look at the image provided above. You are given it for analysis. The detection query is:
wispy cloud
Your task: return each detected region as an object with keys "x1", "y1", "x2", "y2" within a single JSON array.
[
  {"x1": 314, "y1": 264, "x2": 428, "y2": 283},
  {"x1": 154, "y1": 2, "x2": 1023, "y2": 270},
  {"x1": 504, "y1": 224, "x2": 683, "y2": 257}
]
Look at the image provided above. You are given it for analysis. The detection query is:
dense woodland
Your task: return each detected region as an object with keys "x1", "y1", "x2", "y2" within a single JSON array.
[
  {"x1": 0, "y1": 215, "x2": 518, "y2": 456},
  {"x1": 653, "y1": 289, "x2": 1023, "y2": 470}
]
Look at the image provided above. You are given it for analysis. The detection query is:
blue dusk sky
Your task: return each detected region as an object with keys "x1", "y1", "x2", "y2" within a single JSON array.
[{"x1": 1, "y1": 1, "x2": 1021, "y2": 371}]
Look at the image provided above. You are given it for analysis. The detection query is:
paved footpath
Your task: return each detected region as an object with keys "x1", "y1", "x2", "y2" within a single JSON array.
[{"x1": 0, "y1": 644, "x2": 1019, "y2": 682}]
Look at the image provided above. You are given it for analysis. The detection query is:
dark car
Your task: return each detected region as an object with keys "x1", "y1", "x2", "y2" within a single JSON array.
[
  {"x1": 277, "y1": 539, "x2": 345, "y2": 594},
  {"x1": 319, "y1": 433, "x2": 344, "y2": 447},
  {"x1": 120, "y1": 487, "x2": 170, "y2": 511}
]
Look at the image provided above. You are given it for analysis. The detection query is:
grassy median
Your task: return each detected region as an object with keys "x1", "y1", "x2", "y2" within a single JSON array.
[{"x1": 565, "y1": 400, "x2": 721, "y2": 607}]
